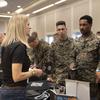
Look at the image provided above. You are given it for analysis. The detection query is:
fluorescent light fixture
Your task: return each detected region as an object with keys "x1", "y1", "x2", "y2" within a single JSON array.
[
  {"x1": 26, "y1": 14, "x2": 30, "y2": 16},
  {"x1": 0, "y1": 0, "x2": 8, "y2": 8},
  {"x1": 0, "y1": 15, "x2": 12, "y2": 18},
  {"x1": 7, "y1": 11, "x2": 10, "y2": 14},
  {"x1": 15, "y1": 8, "x2": 23, "y2": 14},
  {"x1": 32, "y1": 0, "x2": 67, "y2": 14},
  {"x1": 55, "y1": 0, "x2": 67, "y2": 5},
  {"x1": 17, "y1": 5, "x2": 21, "y2": 8},
  {"x1": 32, "y1": 4, "x2": 54, "y2": 14}
]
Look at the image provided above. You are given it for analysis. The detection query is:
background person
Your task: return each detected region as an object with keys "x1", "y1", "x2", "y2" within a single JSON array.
[{"x1": 27, "y1": 32, "x2": 52, "y2": 81}]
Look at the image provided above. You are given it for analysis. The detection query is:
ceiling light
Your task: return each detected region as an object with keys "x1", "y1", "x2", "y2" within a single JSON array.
[
  {"x1": 17, "y1": 5, "x2": 21, "y2": 8},
  {"x1": 32, "y1": 4, "x2": 54, "y2": 14},
  {"x1": 55, "y1": 0, "x2": 67, "y2": 5},
  {"x1": 0, "y1": 14, "x2": 12, "y2": 18},
  {"x1": 7, "y1": 11, "x2": 10, "y2": 14},
  {"x1": 32, "y1": 0, "x2": 67, "y2": 14},
  {"x1": 0, "y1": 0, "x2": 8, "y2": 8},
  {"x1": 15, "y1": 8, "x2": 23, "y2": 14},
  {"x1": 26, "y1": 14, "x2": 30, "y2": 16}
]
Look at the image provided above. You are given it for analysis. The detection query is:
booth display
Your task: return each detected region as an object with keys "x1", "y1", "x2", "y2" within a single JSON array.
[{"x1": 26, "y1": 79, "x2": 90, "y2": 100}]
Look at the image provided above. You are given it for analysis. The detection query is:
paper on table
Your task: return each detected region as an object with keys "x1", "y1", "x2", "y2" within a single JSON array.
[{"x1": 31, "y1": 82, "x2": 43, "y2": 87}]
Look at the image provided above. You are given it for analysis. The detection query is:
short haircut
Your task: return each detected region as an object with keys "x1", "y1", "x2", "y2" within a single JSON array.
[
  {"x1": 28, "y1": 32, "x2": 38, "y2": 43},
  {"x1": 56, "y1": 21, "x2": 66, "y2": 27},
  {"x1": 80, "y1": 15, "x2": 93, "y2": 24}
]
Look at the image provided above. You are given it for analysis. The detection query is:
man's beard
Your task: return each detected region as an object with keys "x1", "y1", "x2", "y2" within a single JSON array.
[
  {"x1": 80, "y1": 30, "x2": 91, "y2": 37},
  {"x1": 80, "y1": 30, "x2": 87, "y2": 35}
]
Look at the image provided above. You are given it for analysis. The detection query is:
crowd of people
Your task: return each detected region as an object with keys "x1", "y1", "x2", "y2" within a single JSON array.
[{"x1": 0, "y1": 14, "x2": 100, "y2": 100}]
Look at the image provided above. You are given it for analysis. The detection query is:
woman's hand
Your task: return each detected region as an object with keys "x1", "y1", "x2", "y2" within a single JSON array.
[
  {"x1": 29, "y1": 67, "x2": 43, "y2": 77},
  {"x1": 69, "y1": 63, "x2": 76, "y2": 70},
  {"x1": 33, "y1": 67, "x2": 43, "y2": 77}
]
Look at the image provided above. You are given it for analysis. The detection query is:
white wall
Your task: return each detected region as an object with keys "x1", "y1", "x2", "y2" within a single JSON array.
[
  {"x1": 29, "y1": 0, "x2": 100, "y2": 39},
  {"x1": 0, "y1": 21, "x2": 5, "y2": 33},
  {"x1": 0, "y1": 18, "x2": 8, "y2": 33},
  {"x1": 92, "y1": 0, "x2": 100, "y2": 33}
]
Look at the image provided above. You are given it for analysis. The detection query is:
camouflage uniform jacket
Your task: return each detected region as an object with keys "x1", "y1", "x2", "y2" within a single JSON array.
[
  {"x1": 50, "y1": 37, "x2": 74, "y2": 84},
  {"x1": 28, "y1": 40, "x2": 50, "y2": 72},
  {"x1": 71, "y1": 32, "x2": 100, "y2": 83}
]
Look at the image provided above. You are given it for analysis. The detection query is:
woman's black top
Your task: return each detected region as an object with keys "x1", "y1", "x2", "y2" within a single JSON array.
[{"x1": 1, "y1": 42, "x2": 30, "y2": 87}]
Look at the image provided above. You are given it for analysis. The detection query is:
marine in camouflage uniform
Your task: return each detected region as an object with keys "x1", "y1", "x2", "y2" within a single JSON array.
[
  {"x1": 72, "y1": 33, "x2": 100, "y2": 82},
  {"x1": 70, "y1": 15, "x2": 100, "y2": 100},
  {"x1": 31, "y1": 40, "x2": 50, "y2": 70},
  {"x1": 49, "y1": 21, "x2": 74, "y2": 85},
  {"x1": 50, "y1": 38, "x2": 74, "y2": 84},
  {"x1": 27, "y1": 32, "x2": 50, "y2": 80}
]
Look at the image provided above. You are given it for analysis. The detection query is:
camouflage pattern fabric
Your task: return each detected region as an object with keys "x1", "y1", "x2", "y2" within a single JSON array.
[
  {"x1": 49, "y1": 37, "x2": 74, "y2": 84},
  {"x1": 27, "y1": 40, "x2": 50, "y2": 72},
  {"x1": 71, "y1": 32, "x2": 100, "y2": 83}
]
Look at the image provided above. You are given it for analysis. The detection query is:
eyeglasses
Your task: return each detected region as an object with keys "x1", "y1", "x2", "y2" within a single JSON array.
[{"x1": 57, "y1": 28, "x2": 65, "y2": 31}]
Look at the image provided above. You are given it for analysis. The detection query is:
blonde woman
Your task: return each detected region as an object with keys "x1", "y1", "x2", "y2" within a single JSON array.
[{"x1": 0, "y1": 14, "x2": 43, "y2": 100}]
